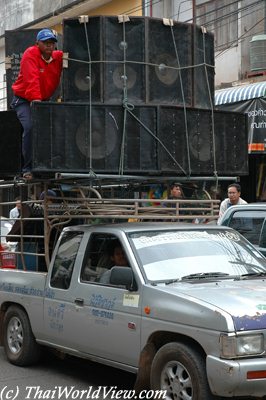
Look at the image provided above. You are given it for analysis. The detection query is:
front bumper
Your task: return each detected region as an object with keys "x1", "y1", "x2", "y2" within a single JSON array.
[{"x1": 207, "y1": 355, "x2": 266, "y2": 397}]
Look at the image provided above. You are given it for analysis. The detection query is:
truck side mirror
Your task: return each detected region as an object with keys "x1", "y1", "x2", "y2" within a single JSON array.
[{"x1": 110, "y1": 267, "x2": 137, "y2": 291}]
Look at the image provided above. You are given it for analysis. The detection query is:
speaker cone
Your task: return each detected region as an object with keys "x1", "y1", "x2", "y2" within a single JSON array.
[
  {"x1": 112, "y1": 65, "x2": 137, "y2": 90},
  {"x1": 154, "y1": 54, "x2": 179, "y2": 85},
  {"x1": 76, "y1": 118, "x2": 118, "y2": 160},
  {"x1": 74, "y1": 66, "x2": 95, "y2": 91},
  {"x1": 189, "y1": 132, "x2": 211, "y2": 162}
]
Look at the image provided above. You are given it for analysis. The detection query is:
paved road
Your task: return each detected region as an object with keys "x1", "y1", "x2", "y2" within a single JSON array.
[
  {"x1": 0, "y1": 346, "x2": 136, "y2": 400},
  {"x1": 0, "y1": 347, "x2": 264, "y2": 400}
]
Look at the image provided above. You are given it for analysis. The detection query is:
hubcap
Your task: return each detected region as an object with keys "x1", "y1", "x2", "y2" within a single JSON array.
[
  {"x1": 7, "y1": 316, "x2": 23, "y2": 354},
  {"x1": 161, "y1": 360, "x2": 193, "y2": 400}
]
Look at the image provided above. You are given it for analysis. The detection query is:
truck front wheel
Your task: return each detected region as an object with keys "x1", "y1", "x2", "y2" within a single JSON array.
[
  {"x1": 3, "y1": 306, "x2": 41, "y2": 366},
  {"x1": 150, "y1": 342, "x2": 215, "y2": 400}
]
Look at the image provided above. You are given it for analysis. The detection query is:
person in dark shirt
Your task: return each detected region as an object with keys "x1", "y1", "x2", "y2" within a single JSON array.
[{"x1": 163, "y1": 182, "x2": 187, "y2": 221}]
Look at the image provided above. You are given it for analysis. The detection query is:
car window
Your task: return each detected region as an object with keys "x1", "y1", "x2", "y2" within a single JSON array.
[
  {"x1": 228, "y1": 210, "x2": 266, "y2": 246},
  {"x1": 0, "y1": 218, "x2": 12, "y2": 243},
  {"x1": 259, "y1": 219, "x2": 266, "y2": 249},
  {"x1": 80, "y1": 233, "x2": 126, "y2": 285},
  {"x1": 50, "y1": 231, "x2": 83, "y2": 289}
]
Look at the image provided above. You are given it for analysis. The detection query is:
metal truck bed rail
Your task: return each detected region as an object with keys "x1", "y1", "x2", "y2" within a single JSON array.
[{"x1": 0, "y1": 181, "x2": 220, "y2": 270}]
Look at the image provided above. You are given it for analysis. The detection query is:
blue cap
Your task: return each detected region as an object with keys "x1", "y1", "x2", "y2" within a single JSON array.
[{"x1": 36, "y1": 29, "x2": 57, "y2": 42}]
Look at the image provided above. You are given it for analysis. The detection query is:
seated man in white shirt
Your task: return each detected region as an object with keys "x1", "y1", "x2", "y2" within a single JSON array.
[
  {"x1": 9, "y1": 197, "x2": 21, "y2": 225},
  {"x1": 217, "y1": 183, "x2": 247, "y2": 225}
]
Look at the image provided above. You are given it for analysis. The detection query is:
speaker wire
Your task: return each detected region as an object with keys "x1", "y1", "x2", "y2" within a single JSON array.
[
  {"x1": 168, "y1": 19, "x2": 192, "y2": 177},
  {"x1": 80, "y1": 16, "x2": 93, "y2": 173},
  {"x1": 201, "y1": 26, "x2": 219, "y2": 188}
]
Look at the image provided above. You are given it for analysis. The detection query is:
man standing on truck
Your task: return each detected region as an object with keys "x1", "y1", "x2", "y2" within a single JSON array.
[
  {"x1": 217, "y1": 183, "x2": 247, "y2": 225},
  {"x1": 11, "y1": 29, "x2": 63, "y2": 179}
]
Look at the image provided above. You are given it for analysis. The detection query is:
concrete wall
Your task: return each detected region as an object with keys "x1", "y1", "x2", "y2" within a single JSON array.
[
  {"x1": 89, "y1": 0, "x2": 141, "y2": 16},
  {"x1": 0, "y1": 0, "x2": 33, "y2": 36},
  {"x1": 33, "y1": 0, "x2": 80, "y2": 22},
  {"x1": 215, "y1": 47, "x2": 240, "y2": 86},
  {"x1": 147, "y1": 0, "x2": 193, "y2": 22}
]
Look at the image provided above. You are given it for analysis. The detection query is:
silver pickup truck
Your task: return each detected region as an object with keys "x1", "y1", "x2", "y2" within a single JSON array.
[{"x1": 0, "y1": 223, "x2": 266, "y2": 399}]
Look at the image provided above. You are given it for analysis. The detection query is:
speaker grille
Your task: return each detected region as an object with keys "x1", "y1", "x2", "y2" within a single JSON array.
[
  {"x1": 147, "y1": 18, "x2": 192, "y2": 105},
  {"x1": 63, "y1": 17, "x2": 102, "y2": 103},
  {"x1": 158, "y1": 106, "x2": 248, "y2": 175},
  {"x1": 31, "y1": 102, "x2": 248, "y2": 176},
  {"x1": 103, "y1": 16, "x2": 146, "y2": 103},
  {"x1": 31, "y1": 102, "x2": 157, "y2": 173},
  {"x1": 0, "y1": 110, "x2": 22, "y2": 177},
  {"x1": 62, "y1": 16, "x2": 214, "y2": 109},
  {"x1": 193, "y1": 25, "x2": 215, "y2": 108}
]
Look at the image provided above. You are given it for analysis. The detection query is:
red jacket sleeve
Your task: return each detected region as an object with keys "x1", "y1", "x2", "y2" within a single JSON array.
[{"x1": 20, "y1": 47, "x2": 42, "y2": 101}]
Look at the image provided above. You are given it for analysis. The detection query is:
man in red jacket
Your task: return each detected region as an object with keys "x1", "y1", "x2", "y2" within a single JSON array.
[{"x1": 11, "y1": 28, "x2": 63, "y2": 179}]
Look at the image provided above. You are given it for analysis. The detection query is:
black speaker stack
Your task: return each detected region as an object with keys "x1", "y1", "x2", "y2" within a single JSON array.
[
  {"x1": 31, "y1": 102, "x2": 247, "y2": 175},
  {"x1": 4, "y1": 15, "x2": 248, "y2": 178},
  {"x1": 62, "y1": 16, "x2": 214, "y2": 107},
  {"x1": 0, "y1": 110, "x2": 22, "y2": 177}
]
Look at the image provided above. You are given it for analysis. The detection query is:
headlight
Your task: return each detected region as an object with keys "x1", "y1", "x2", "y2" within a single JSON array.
[{"x1": 220, "y1": 333, "x2": 264, "y2": 358}]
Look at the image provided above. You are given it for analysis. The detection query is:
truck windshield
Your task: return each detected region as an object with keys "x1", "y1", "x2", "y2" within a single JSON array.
[{"x1": 129, "y1": 229, "x2": 266, "y2": 282}]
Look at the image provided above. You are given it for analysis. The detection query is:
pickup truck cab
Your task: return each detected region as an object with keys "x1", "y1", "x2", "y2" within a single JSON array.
[
  {"x1": 218, "y1": 203, "x2": 266, "y2": 256},
  {"x1": 0, "y1": 223, "x2": 266, "y2": 399}
]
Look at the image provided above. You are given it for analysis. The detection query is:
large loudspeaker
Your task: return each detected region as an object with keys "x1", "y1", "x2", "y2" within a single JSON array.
[
  {"x1": 63, "y1": 16, "x2": 146, "y2": 104},
  {"x1": 32, "y1": 102, "x2": 248, "y2": 176},
  {"x1": 31, "y1": 102, "x2": 157, "y2": 174},
  {"x1": 0, "y1": 110, "x2": 22, "y2": 177},
  {"x1": 193, "y1": 25, "x2": 215, "y2": 108},
  {"x1": 63, "y1": 16, "x2": 213, "y2": 109},
  {"x1": 103, "y1": 16, "x2": 145, "y2": 103},
  {"x1": 147, "y1": 18, "x2": 192, "y2": 105},
  {"x1": 158, "y1": 106, "x2": 248, "y2": 175},
  {"x1": 63, "y1": 17, "x2": 102, "y2": 103}
]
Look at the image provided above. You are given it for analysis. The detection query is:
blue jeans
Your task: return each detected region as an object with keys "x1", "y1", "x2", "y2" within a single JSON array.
[{"x1": 11, "y1": 96, "x2": 32, "y2": 172}]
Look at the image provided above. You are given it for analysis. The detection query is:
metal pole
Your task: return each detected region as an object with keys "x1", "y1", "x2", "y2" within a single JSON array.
[
  {"x1": 192, "y1": 0, "x2": 196, "y2": 107},
  {"x1": 192, "y1": 0, "x2": 196, "y2": 25}
]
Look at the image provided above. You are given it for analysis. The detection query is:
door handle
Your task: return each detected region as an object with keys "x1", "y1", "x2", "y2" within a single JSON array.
[{"x1": 75, "y1": 298, "x2": 84, "y2": 306}]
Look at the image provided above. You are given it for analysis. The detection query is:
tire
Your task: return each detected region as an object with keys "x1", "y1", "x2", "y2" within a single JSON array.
[
  {"x1": 150, "y1": 342, "x2": 215, "y2": 400},
  {"x1": 3, "y1": 306, "x2": 41, "y2": 366}
]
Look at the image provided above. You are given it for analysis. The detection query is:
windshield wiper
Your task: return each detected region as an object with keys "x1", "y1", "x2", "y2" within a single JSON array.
[
  {"x1": 181, "y1": 272, "x2": 230, "y2": 281},
  {"x1": 150, "y1": 278, "x2": 181, "y2": 286},
  {"x1": 238, "y1": 272, "x2": 266, "y2": 280},
  {"x1": 164, "y1": 278, "x2": 180, "y2": 285}
]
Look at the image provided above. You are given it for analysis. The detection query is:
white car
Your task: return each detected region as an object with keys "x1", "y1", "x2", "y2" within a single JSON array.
[{"x1": 0, "y1": 217, "x2": 12, "y2": 244}]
